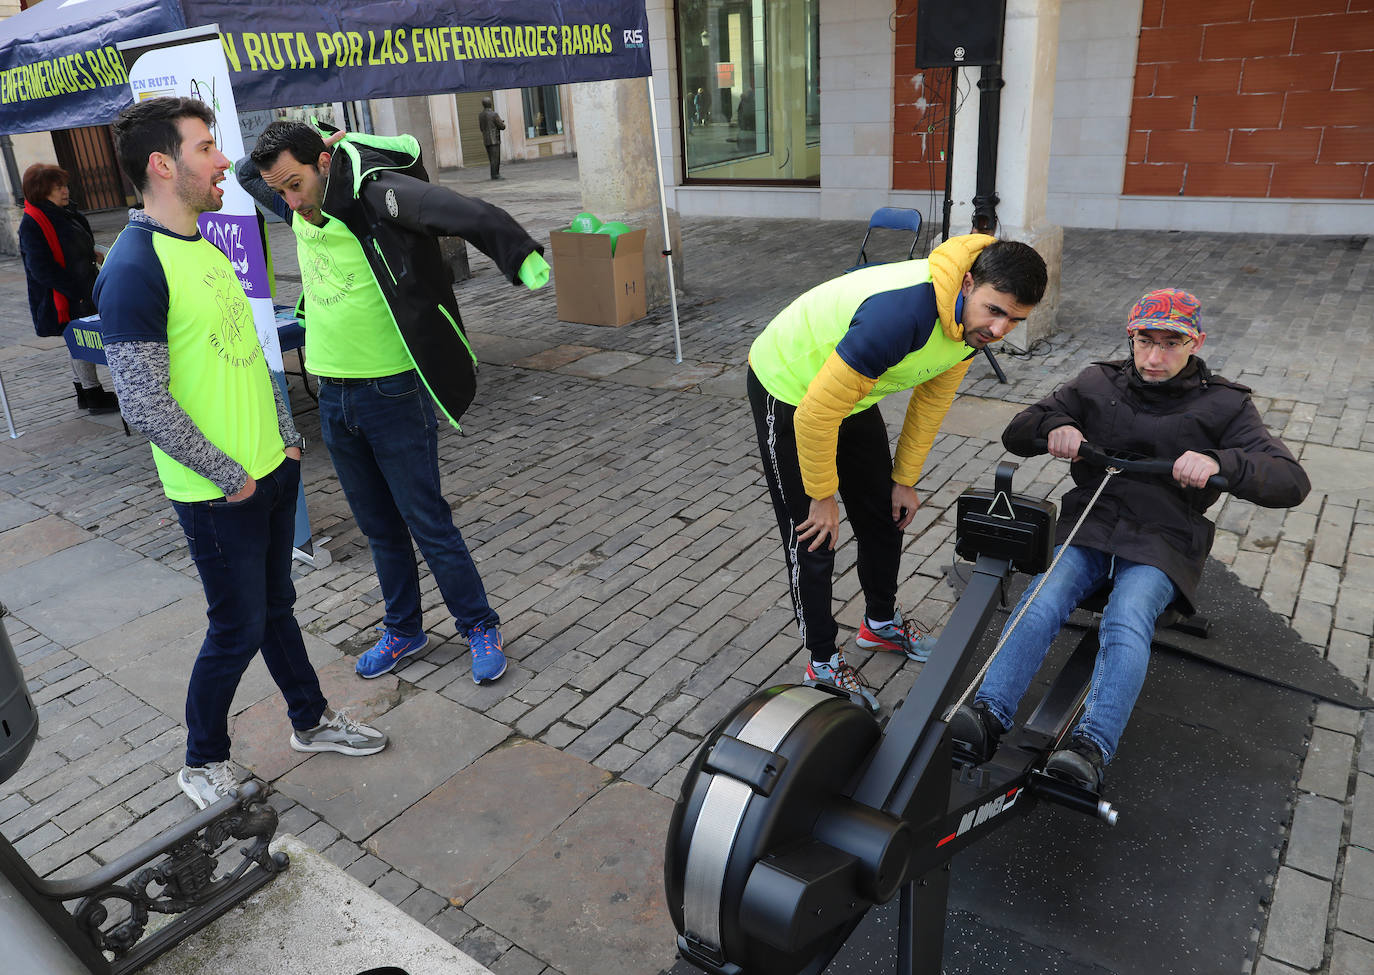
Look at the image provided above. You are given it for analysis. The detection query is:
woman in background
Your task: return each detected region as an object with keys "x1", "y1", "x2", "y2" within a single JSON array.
[{"x1": 19, "y1": 163, "x2": 118, "y2": 414}]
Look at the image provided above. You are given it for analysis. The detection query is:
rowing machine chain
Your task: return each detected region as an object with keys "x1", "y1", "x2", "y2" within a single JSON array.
[{"x1": 942, "y1": 467, "x2": 1122, "y2": 723}]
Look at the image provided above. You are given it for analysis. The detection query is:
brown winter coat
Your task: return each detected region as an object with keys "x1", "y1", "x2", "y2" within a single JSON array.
[{"x1": 1002, "y1": 357, "x2": 1310, "y2": 614}]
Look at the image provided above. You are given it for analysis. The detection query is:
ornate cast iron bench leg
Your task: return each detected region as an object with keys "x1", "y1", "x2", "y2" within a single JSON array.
[{"x1": 0, "y1": 780, "x2": 287, "y2": 974}]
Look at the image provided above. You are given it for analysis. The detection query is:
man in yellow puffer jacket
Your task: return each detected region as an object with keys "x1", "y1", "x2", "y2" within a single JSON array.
[{"x1": 748, "y1": 235, "x2": 1047, "y2": 710}]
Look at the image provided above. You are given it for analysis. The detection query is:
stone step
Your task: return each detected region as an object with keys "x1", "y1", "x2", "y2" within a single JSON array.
[{"x1": 143, "y1": 833, "x2": 491, "y2": 975}]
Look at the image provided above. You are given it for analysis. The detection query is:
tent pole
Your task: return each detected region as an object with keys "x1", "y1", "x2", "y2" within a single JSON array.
[
  {"x1": 0, "y1": 368, "x2": 23, "y2": 439},
  {"x1": 644, "y1": 75, "x2": 683, "y2": 363}
]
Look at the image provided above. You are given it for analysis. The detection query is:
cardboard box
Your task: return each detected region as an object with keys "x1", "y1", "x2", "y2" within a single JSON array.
[{"x1": 549, "y1": 228, "x2": 647, "y2": 327}]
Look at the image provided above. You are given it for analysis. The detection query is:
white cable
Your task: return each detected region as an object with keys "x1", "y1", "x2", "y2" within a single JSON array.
[{"x1": 943, "y1": 467, "x2": 1121, "y2": 722}]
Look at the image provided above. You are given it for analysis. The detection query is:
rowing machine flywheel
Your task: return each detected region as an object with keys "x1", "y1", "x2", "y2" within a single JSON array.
[{"x1": 666, "y1": 683, "x2": 913, "y2": 975}]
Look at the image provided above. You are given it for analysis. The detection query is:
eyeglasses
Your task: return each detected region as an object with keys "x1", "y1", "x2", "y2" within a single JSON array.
[{"x1": 1131, "y1": 335, "x2": 1193, "y2": 353}]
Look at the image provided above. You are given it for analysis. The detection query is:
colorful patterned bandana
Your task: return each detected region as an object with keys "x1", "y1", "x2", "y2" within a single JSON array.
[{"x1": 1126, "y1": 288, "x2": 1202, "y2": 341}]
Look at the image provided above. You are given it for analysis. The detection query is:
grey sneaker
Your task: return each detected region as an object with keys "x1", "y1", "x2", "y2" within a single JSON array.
[
  {"x1": 178, "y1": 760, "x2": 239, "y2": 810},
  {"x1": 290, "y1": 707, "x2": 388, "y2": 756}
]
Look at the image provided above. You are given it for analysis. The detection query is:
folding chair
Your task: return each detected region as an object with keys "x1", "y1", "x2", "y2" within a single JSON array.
[{"x1": 850, "y1": 206, "x2": 922, "y2": 271}]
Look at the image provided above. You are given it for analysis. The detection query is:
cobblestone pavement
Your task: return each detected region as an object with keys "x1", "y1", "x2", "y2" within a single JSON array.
[{"x1": 0, "y1": 154, "x2": 1371, "y2": 974}]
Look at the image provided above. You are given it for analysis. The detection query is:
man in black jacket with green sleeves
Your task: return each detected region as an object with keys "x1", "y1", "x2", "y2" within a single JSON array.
[
  {"x1": 240, "y1": 121, "x2": 548, "y2": 686},
  {"x1": 950, "y1": 288, "x2": 1310, "y2": 793}
]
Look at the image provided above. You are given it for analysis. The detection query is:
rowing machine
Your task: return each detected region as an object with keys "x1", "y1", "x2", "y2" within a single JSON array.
[{"x1": 666, "y1": 461, "x2": 1118, "y2": 975}]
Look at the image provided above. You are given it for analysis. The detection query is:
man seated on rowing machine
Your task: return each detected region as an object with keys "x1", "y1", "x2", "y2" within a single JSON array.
[{"x1": 949, "y1": 288, "x2": 1310, "y2": 794}]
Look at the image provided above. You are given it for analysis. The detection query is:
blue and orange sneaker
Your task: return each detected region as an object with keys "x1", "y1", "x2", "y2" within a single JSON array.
[
  {"x1": 468, "y1": 623, "x2": 507, "y2": 684},
  {"x1": 805, "y1": 651, "x2": 879, "y2": 712},
  {"x1": 856, "y1": 610, "x2": 934, "y2": 662},
  {"x1": 356, "y1": 627, "x2": 429, "y2": 679}
]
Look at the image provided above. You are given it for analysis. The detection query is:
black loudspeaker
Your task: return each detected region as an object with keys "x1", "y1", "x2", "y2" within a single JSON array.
[{"x1": 914, "y1": 0, "x2": 1007, "y2": 68}]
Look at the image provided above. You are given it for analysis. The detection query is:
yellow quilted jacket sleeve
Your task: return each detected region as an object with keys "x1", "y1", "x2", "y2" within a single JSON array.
[
  {"x1": 794, "y1": 352, "x2": 876, "y2": 499},
  {"x1": 892, "y1": 358, "x2": 972, "y2": 486}
]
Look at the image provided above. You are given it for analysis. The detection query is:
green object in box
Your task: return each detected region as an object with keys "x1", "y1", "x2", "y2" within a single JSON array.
[
  {"x1": 569, "y1": 211, "x2": 602, "y2": 233},
  {"x1": 595, "y1": 221, "x2": 633, "y2": 255}
]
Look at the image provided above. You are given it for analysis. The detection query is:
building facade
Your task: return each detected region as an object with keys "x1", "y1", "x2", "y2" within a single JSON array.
[{"x1": 646, "y1": 0, "x2": 1372, "y2": 234}]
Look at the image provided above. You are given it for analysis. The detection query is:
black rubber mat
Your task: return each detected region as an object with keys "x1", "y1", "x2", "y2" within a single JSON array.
[
  {"x1": 1140, "y1": 557, "x2": 1370, "y2": 709},
  {"x1": 669, "y1": 638, "x2": 1309, "y2": 975},
  {"x1": 666, "y1": 552, "x2": 1343, "y2": 975},
  {"x1": 818, "y1": 552, "x2": 1334, "y2": 975},
  {"x1": 822, "y1": 639, "x2": 1310, "y2": 974}
]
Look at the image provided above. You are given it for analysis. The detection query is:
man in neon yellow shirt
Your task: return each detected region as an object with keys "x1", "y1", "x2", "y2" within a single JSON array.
[
  {"x1": 95, "y1": 97, "x2": 387, "y2": 811},
  {"x1": 240, "y1": 121, "x2": 548, "y2": 685},
  {"x1": 748, "y1": 236, "x2": 1047, "y2": 710}
]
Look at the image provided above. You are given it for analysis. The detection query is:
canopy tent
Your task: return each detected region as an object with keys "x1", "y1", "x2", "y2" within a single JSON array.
[
  {"x1": 0, "y1": 0, "x2": 184, "y2": 135},
  {"x1": 2, "y1": 0, "x2": 680, "y2": 356}
]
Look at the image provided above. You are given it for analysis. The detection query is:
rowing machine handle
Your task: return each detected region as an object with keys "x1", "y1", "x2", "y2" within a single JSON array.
[{"x1": 1029, "y1": 439, "x2": 1229, "y2": 491}]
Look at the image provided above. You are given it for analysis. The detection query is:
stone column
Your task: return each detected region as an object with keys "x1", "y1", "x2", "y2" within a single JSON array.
[
  {"x1": 368, "y1": 96, "x2": 470, "y2": 282},
  {"x1": 0, "y1": 130, "x2": 58, "y2": 257},
  {"x1": 950, "y1": 0, "x2": 1063, "y2": 349},
  {"x1": 567, "y1": 78, "x2": 682, "y2": 308}
]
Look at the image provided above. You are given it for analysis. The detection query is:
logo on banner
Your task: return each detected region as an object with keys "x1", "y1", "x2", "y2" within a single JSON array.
[
  {"x1": 623, "y1": 29, "x2": 645, "y2": 48},
  {"x1": 132, "y1": 74, "x2": 178, "y2": 101},
  {"x1": 200, "y1": 213, "x2": 270, "y2": 298}
]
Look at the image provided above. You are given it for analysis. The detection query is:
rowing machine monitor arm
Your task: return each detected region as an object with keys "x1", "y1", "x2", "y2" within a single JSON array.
[{"x1": 666, "y1": 462, "x2": 1057, "y2": 975}]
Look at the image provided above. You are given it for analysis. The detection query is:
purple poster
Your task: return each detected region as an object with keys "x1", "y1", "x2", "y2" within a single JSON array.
[{"x1": 198, "y1": 211, "x2": 271, "y2": 300}]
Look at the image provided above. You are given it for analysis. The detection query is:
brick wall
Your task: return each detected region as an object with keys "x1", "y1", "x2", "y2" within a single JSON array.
[
  {"x1": 1127, "y1": 0, "x2": 1374, "y2": 199},
  {"x1": 892, "y1": 6, "x2": 954, "y2": 192}
]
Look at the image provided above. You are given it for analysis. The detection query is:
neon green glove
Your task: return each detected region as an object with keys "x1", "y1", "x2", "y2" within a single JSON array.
[{"x1": 518, "y1": 252, "x2": 550, "y2": 290}]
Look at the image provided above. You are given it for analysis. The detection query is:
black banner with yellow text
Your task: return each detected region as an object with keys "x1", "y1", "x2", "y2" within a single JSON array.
[{"x1": 183, "y1": 0, "x2": 652, "y2": 110}]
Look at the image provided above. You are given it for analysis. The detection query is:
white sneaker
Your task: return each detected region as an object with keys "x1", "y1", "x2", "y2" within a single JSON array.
[
  {"x1": 178, "y1": 761, "x2": 239, "y2": 810},
  {"x1": 290, "y1": 707, "x2": 388, "y2": 756}
]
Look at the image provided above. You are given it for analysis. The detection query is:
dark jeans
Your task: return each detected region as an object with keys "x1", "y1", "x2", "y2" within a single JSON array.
[
  {"x1": 173, "y1": 457, "x2": 326, "y2": 766},
  {"x1": 747, "y1": 367, "x2": 902, "y2": 658},
  {"x1": 485, "y1": 143, "x2": 500, "y2": 178},
  {"x1": 318, "y1": 371, "x2": 497, "y2": 639}
]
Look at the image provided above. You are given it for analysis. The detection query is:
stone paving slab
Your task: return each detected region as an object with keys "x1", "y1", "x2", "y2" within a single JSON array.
[
  {"x1": 67, "y1": 595, "x2": 208, "y2": 674},
  {"x1": 15, "y1": 557, "x2": 199, "y2": 646},
  {"x1": 465, "y1": 780, "x2": 678, "y2": 975},
  {"x1": 369, "y1": 737, "x2": 610, "y2": 905},
  {"x1": 0, "y1": 414, "x2": 115, "y2": 451},
  {"x1": 554, "y1": 349, "x2": 646, "y2": 378},
  {"x1": 103, "y1": 626, "x2": 347, "y2": 748},
  {"x1": 513, "y1": 343, "x2": 599, "y2": 371},
  {"x1": 1265, "y1": 866, "x2": 1334, "y2": 970},
  {"x1": 231, "y1": 657, "x2": 401, "y2": 783},
  {"x1": 0, "y1": 496, "x2": 46, "y2": 532},
  {"x1": 0, "y1": 514, "x2": 91, "y2": 572},
  {"x1": 0, "y1": 442, "x2": 26, "y2": 475},
  {"x1": 603, "y1": 357, "x2": 728, "y2": 391},
  {"x1": 470, "y1": 331, "x2": 559, "y2": 366},
  {"x1": 938, "y1": 394, "x2": 1029, "y2": 441},
  {"x1": 1301, "y1": 444, "x2": 1374, "y2": 504},
  {"x1": 0, "y1": 538, "x2": 141, "y2": 608},
  {"x1": 1285, "y1": 793, "x2": 1344, "y2": 879},
  {"x1": 275, "y1": 690, "x2": 508, "y2": 841}
]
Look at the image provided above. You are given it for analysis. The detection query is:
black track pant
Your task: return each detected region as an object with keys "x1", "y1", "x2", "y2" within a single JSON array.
[{"x1": 748, "y1": 367, "x2": 902, "y2": 660}]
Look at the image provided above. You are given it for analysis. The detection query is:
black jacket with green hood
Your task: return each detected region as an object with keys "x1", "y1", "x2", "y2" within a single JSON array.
[{"x1": 238, "y1": 130, "x2": 542, "y2": 427}]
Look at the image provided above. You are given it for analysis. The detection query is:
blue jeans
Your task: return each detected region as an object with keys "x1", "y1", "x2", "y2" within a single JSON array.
[
  {"x1": 173, "y1": 458, "x2": 327, "y2": 766},
  {"x1": 318, "y1": 372, "x2": 497, "y2": 637},
  {"x1": 975, "y1": 545, "x2": 1177, "y2": 763}
]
